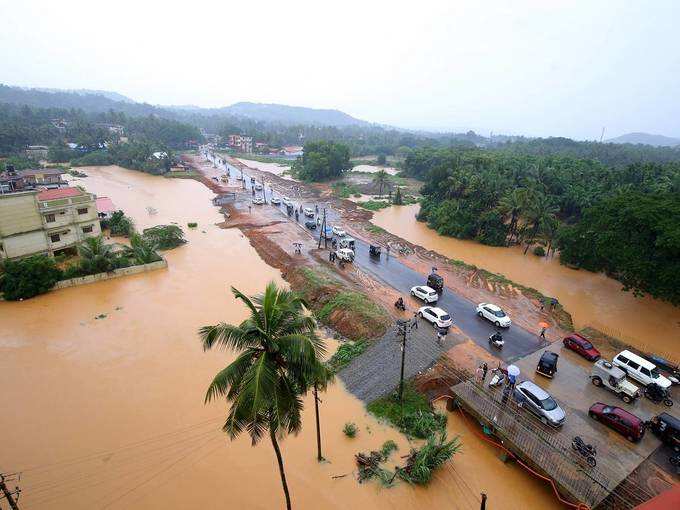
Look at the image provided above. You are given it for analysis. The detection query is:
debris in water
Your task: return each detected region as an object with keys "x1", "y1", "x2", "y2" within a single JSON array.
[
  {"x1": 115, "y1": 306, "x2": 123, "y2": 311},
  {"x1": 95, "y1": 313, "x2": 107, "y2": 320}
]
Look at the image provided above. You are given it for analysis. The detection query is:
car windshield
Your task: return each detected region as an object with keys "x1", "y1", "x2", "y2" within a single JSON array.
[
  {"x1": 650, "y1": 368, "x2": 662, "y2": 378},
  {"x1": 428, "y1": 291, "x2": 437, "y2": 296},
  {"x1": 492, "y1": 309, "x2": 506, "y2": 318},
  {"x1": 440, "y1": 314, "x2": 451, "y2": 321},
  {"x1": 540, "y1": 397, "x2": 558, "y2": 411}
]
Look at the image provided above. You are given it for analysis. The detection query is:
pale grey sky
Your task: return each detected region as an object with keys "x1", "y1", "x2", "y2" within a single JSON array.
[{"x1": 1, "y1": 0, "x2": 679, "y2": 139}]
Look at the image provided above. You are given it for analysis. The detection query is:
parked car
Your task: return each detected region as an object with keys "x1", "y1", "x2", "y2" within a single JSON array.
[
  {"x1": 563, "y1": 333, "x2": 601, "y2": 361},
  {"x1": 252, "y1": 196, "x2": 265, "y2": 205},
  {"x1": 648, "y1": 412, "x2": 680, "y2": 450},
  {"x1": 282, "y1": 197, "x2": 293, "y2": 207},
  {"x1": 644, "y1": 355, "x2": 680, "y2": 385},
  {"x1": 536, "y1": 351, "x2": 559, "y2": 378},
  {"x1": 332, "y1": 226, "x2": 346, "y2": 237},
  {"x1": 427, "y1": 272, "x2": 444, "y2": 294},
  {"x1": 270, "y1": 196, "x2": 281, "y2": 205},
  {"x1": 304, "y1": 220, "x2": 317, "y2": 230},
  {"x1": 254, "y1": 183, "x2": 263, "y2": 191},
  {"x1": 417, "y1": 306, "x2": 452, "y2": 329},
  {"x1": 612, "y1": 350, "x2": 672, "y2": 389},
  {"x1": 588, "y1": 403, "x2": 645, "y2": 442},
  {"x1": 303, "y1": 207, "x2": 315, "y2": 217},
  {"x1": 410, "y1": 285, "x2": 439, "y2": 304},
  {"x1": 513, "y1": 381, "x2": 566, "y2": 428},
  {"x1": 476, "y1": 303, "x2": 511, "y2": 328},
  {"x1": 338, "y1": 237, "x2": 355, "y2": 250},
  {"x1": 335, "y1": 248, "x2": 354, "y2": 262},
  {"x1": 590, "y1": 359, "x2": 640, "y2": 404}
]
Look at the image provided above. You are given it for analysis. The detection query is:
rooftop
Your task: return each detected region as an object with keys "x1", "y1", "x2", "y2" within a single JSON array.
[
  {"x1": 19, "y1": 168, "x2": 66, "y2": 177},
  {"x1": 96, "y1": 196, "x2": 117, "y2": 213},
  {"x1": 37, "y1": 187, "x2": 83, "y2": 201}
]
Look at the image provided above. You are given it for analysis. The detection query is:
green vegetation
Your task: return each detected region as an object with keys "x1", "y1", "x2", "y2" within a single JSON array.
[
  {"x1": 317, "y1": 291, "x2": 390, "y2": 335},
  {"x1": 0, "y1": 255, "x2": 62, "y2": 300},
  {"x1": 396, "y1": 433, "x2": 461, "y2": 485},
  {"x1": 380, "y1": 440, "x2": 398, "y2": 458},
  {"x1": 409, "y1": 146, "x2": 680, "y2": 303},
  {"x1": 126, "y1": 233, "x2": 161, "y2": 264},
  {"x1": 76, "y1": 235, "x2": 116, "y2": 274},
  {"x1": 142, "y1": 225, "x2": 186, "y2": 250},
  {"x1": 104, "y1": 211, "x2": 135, "y2": 237},
  {"x1": 331, "y1": 182, "x2": 361, "y2": 198},
  {"x1": 359, "y1": 200, "x2": 391, "y2": 211},
  {"x1": 343, "y1": 422, "x2": 358, "y2": 438},
  {"x1": 187, "y1": 222, "x2": 198, "y2": 228},
  {"x1": 533, "y1": 246, "x2": 546, "y2": 257},
  {"x1": 393, "y1": 187, "x2": 403, "y2": 205},
  {"x1": 377, "y1": 154, "x2": 387, "y2": 165},
  {"x1": 198, "y1": 282, "x2": 327, "y2": 510},
  {"x1": 327, "y1": 340, "x2": 368, "y2": 372},
  {"x1": 365, "y1": 224, "x2": 387, "y2": 235},
  {"x1": 233, "y1": 153, "x2": 291, "y2": 166},
  {"x1": 367, "y1": 383, "x2": 446, "y2": 439},
  {"x1": 291, "y1": 141, "x2": 351, "y2": 181},
  {"x1": 373, "y1": 169, "x2": 389, "y2": 195}
]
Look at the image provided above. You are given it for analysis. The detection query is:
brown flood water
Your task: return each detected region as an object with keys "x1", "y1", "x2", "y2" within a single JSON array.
[
  {"x1": 0, "y1": 166, "x2": 556, "y2": 509},
  {"x1": 372, "y1": 204, "x2": 680, "y2": 355}
]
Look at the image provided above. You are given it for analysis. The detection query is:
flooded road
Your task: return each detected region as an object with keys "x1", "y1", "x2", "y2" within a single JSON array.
[
  {"x1": 372, "y1": 204, "x2": 680, "y2": 355},
  {"x1": 1, "y1": 166, "x2": 555, "y2": 509}
]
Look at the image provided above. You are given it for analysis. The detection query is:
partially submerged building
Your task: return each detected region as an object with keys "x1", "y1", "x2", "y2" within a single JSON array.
[{"x1": 0, "y1": 187, "x2": 101, "y2": 259}]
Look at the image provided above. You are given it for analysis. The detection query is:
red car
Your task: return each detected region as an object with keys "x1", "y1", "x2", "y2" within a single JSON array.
[
  {"x1": 588, "y1": 403, "x2": 645, "y2": 442},
  {"x1": 563, "y1": 333, "x2": 600, "y2": 361}
]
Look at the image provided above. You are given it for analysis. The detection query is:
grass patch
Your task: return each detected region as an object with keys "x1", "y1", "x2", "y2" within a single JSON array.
[
  {"x1": 367, "y1": 383, "x2": 446, "y2": 439},
  {"x1": 365, "y1": 224, "x2": 387, "y2": 235},
  {"x1": 164, "y1": 170, "x2": 199, "y2": 178},
  {"x1": 360, "y1": 200, "x2": 391, "y2": 211},
  {"x1": 331, "y1": 182, "x2": 361, "y2": 198},
  {"x1": 233, "y1": 153, "x2": 292, "y2": 166},
  {"x1": 327, "y1": 340, "x2": 368, "y2": 372},
  {"x1": 317, "y1": 291, "x2": 389, "y2": 331}
]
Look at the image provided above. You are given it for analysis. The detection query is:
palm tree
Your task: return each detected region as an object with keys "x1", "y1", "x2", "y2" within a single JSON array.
[
  {"x1": 78, "y1": 235, "x2": 115, "y2": 273},
  {"x1": 496, "y1": 188, "x2": 525, "y2": 244},
  {"x1": 126, "y1": 233, "x2": 160, "y2": 264},
  {"x1": 522, "y1": 193, "x2": 559, "y2": 254},
  {"x1": 199, "y1": 282, "x2": 326, "y2": 510},
  {"x1": 373, "y1": 169, "x2": 389, "y2": 197}
]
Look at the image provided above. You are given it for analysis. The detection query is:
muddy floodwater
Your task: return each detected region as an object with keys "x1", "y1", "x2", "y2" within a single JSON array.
[
  {"x1": 1, "y1": 166, "x2": 555, "y2": 509},
  {"x1": 372, "y1": 204, "x2": 680, "y2": 355}
]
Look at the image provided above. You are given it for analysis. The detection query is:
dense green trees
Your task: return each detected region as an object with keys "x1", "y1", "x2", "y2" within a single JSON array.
[
  {"x1": 292, "y1": 141, "x2": 351, "y2": 181},
  {"x1": 142, "y1": 225, "x2": 186, "y2": 249},
  {"x1": 0, "y1": 255, "x2": 62, "y2": 300}
]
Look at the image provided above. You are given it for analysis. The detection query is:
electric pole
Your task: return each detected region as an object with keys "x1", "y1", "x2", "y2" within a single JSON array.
[
  {"x1": 318, "y1": 208, "x2": 328, "y2": 249},
  {"x1": 0, "y1": 474, "x2": 21, "y2": 510},
  {"x1": 314, "y1": 383, "x2": 323, "y2": 462},
  {"x1": 396, "y1": 319, "x2": 410, "y2": 403},
  {"x1": 480, "y1": 493, "x2": 487, "y2": 510}
]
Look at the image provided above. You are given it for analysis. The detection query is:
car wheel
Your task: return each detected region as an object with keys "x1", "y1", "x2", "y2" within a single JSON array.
[
  {"x1": 418, "y1": 312, "x2": 423, "y2": 318},
  {"x1": 477, "y1": 311, "x2": 483, "y2": 318},
  {"x1": 589, "y1": 412, "x2": 597, "y2": 420},
  {"x1": 622, "y1": 394, "x2": 633, "y2": 404},
  {"x1": 592, "y1": 377, "x2": 602, "y2": 387},
  {"x1": 494, "y1": 321, "x2": 501, "y2": 327},
  {"x1": 627, "y1": 435, "x2": 635, "y2": 443},
  {"x1": 540, "y1": 417, "x2": 548, "y2": 426},
  {"x1": 410, "y1": 290, "x2": 415, "y2": 296}
]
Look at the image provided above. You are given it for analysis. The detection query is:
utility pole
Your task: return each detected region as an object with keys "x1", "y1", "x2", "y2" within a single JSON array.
[
  {"x1": 0, "y1": 474, "x2": 21, "y2": 510},
  {"x1": 314, "y1": 383, "x2": 323, "y2": 461},
  {"x1": 396, "y1": 319, "x2": 410, "y2": 403},
  {"x1": 480, "y1": 493, "x2": 487, "y2": 510},
  {"x1": 318, "y1": 208, "x2": 328, "y2": 249}
]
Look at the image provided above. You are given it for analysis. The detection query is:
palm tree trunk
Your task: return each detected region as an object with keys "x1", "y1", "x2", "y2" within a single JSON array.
[
  {"x1": 270, "y1": 426, "x2": 292, "y2": 510},
  {"x1": 314, "y1": 383, "x2": 322, "y2": 461}
]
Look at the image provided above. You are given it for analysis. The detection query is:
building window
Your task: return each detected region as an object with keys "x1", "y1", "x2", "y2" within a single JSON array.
[
  {"x1": 82, "y1": 225, "x2": 94, "y2": 234},
  {"x1": 50, "y1": 233, "x2": 61, "y2": 243},
  {"x1": 77, "y1": 207, "x2": 88, "y2": 215},
  {"x1": 45, "y1": 213, "x2": 56, "y2": 223}
]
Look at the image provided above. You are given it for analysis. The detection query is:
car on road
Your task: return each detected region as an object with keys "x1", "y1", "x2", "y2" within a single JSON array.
[
  {"x1": 590, "y1": 359, "x2": 640, "y2": 404},
  {"x1": 536, "y1": 351, "x2": 559, "y2": 378},
  {"x1": 252, "y1": 196, "x2": 265, "y2": 205},
  {"x1": 254, "y1": 183, "x2": 263, "y2": 191},
  {"x1": 304, "y1": 220, "x2": 317, "y2": 230},
  {"x1": 410, "y1": 285, "x2": 438, "y2": 304},
  {"x1": 563, "y1": 333, "x2": 601, "y2": 361},
  {"x1": 613, "y1": 350, "x2": 672, "y2": 389},
  {"x1": 336, "y1": 248, "x2": 354, "y2": 262},
  {"x1": 282, "y1": 197, "x2": 293, "y2": 207},
  {"x1": 303, "y1": 207, "x2": 315, "y2": 217},
  {"x1": 417, "y1": 306, "x2": 452, "y2": 329},
  {"x1": 332, "y1": 226, "x2": 346, "y2": 237},
  {"x1": 588, "y1": 403, "x2": 645, "y2": 442},
  {"x1": 513, "y1": 380, "x2": 566, "y2": 428},
  {"x1": 270, "y1": 196, "x2": 281, "y2": 205},
  {"x1": 427, "y1": 272, "x2": 444, "y2": 294},
  {"x1": 476, "y1": 303, "x2": 511, "y2": 328}
]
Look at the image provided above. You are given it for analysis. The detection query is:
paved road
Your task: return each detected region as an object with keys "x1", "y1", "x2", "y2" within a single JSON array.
[{"x1": 207, "y1": 154, "x2": 547, "y2": 400}]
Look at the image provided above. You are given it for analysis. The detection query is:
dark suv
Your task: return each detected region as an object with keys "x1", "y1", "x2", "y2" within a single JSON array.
[{"x1": 588, "y1": 403, "x2": 645, "y2": 442}]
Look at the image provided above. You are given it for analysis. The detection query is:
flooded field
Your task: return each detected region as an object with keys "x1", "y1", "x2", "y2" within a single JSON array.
[
  {"x1": 1, "y1": 166, "x2": 555, "y2": 509},
  {"x1": 351, "y1": 164, "x2": 399, "y2": 176},
  {"x1": 372, "y1": 204, "x2": 680, "y2": 355},
  {"x1": 236, "y1": 158, "x2": 295, "y2": 180}
]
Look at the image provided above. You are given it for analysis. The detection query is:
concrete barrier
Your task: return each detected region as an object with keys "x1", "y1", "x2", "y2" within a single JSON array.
[{"x1": 54, "y1": 258, "x2": 167, "y2": 290}]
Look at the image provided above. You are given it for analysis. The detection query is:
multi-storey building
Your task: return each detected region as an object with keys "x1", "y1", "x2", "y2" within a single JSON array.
[{"x1": 0, "y1": 187, "x2": 101, "y2": 259}]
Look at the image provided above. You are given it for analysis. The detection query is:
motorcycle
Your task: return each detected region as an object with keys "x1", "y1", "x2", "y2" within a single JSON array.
[
  {"x1": 394, "y1": 298, "x2": 406, "y2": 311},
  {"x1": 489, "y1": 331, "x2": 504, "y2": 349},
  {"x1": 670, "y1": 454, "x2": 680, "y2": 467},
  {"x1": 644, "y1": 383, "x2": 674, "y2": 407},
  {"x1": 489, "y1": 367, "x2": 507, "y2": 388},
  {"x1": 571, "y1": 436, "x2": 597, "y2": 468}
]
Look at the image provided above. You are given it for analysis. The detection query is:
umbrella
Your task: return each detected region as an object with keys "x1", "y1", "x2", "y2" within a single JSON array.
[
  {"x1": 507, "y1": 365, "x2": 520, "y2": 377},
  {"x1": 538, "y1": 321, "x2": 551, "y2": 329}
]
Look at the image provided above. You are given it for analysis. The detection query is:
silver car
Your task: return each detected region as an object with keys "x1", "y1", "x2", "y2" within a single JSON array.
[{"x1": 513, "y1": 380, "x2": 566, "y2": 427}]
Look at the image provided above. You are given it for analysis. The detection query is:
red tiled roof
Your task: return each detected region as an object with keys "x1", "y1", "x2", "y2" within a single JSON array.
[
  {"x1": 96, "y1": 196, "x2": 116, "y2": 213},
  {"x1": 635, "y1": 485, "x2": 680, "y2": 509},
  {"x1": 37, "y1": 187, "x2": 83, "y2": 201}
]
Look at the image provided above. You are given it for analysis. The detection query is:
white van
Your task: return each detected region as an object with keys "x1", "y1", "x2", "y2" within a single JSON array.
[{"x1": 612, "y1": 350, "x2": 672, "y2": 389}]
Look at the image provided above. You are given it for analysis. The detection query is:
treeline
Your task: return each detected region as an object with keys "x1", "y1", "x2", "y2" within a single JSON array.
[{"x1": 408, "y1": 147, "x2": 680, "y2": 304}]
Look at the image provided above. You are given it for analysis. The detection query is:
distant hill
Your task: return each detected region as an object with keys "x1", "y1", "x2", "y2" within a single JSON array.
[
  {"x1": 169, "y1": 101, "x2": 369, "y2": 127},
  {"x1": 607, "y1": 132, "x2": 680, "y2": 147},
  {"x1": 30, "y1": 87, "x2": 136, "y2": 103}
]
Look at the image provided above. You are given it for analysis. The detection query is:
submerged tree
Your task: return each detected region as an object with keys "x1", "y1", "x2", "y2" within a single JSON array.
[{"x1": 199, "y1": 282, "x2": 327, "y2": 510}]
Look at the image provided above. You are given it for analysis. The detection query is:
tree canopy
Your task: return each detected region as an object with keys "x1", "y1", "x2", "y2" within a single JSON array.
[{"x1": 292, "y1": 141, "x2": 351, "y2": 181}]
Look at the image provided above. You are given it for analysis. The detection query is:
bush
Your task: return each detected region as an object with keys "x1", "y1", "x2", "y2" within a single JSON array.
[
  {"x1": 360, "y1": 200, "x2": 391, "y2": 211},
  {"x1": 107, "y1": 211, "x2": 135, "y2": 237},
  {"x1": 343, "y1": 422, "x2": 358, "y2": 438},
  {"x1": 0, "y1": 255, "x2": 62, "y2": 300},
  {"x1": 533, "y1": 246, "x2": 546, "y2": 257},
  {"x1": 142, "y1": 225, "x2": 186, "y2": 250},
  {"x1": 187, "y1": 222, "x2": 198, "y2": 228},
  {"x1": 380, "y1": 440, "x2": 398, "y2": 459},
  {"x1": 71, "y1": 150, "x2": 114, "y2": 167},
  {"x1": 327, "y1": 340, "x2": 368, "y2": 372},
  {"x1": 396, "y1": 433, "x2": 461, "y2": 485},
  {"x1": 61, "y1": 264, "x2": 83, "y2": 279}
]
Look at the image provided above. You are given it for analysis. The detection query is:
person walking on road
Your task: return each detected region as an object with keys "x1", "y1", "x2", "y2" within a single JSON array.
[
  {"x1": 481, "y1": 362, "x2": 488, "y2": 381},
  {"x1": 539, "y1": 326, "x2": 547, "y2": 341},
  {"x1": 412, "y1": 311, "x2": 418, "y2": 330}
]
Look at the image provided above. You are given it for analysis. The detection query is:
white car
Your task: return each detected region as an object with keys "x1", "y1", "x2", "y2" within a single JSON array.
[
  {"x1": 410, "y1": 285, "x2": 438, "y2": 303},
  {"x1": 270, "y1": 196, "x2": 281, "y2": 205},
  {"x1": 252, "y1": 196, "x2": 265, "y2": 205},
  {"x1": 282, "y1": 197, "x2": 293, "y2": 207},
  {"x1": 336, "y1": 248, "x2": 354, "y2": 262},
  {"x1": 254, "y1": 183, "x2": 263, "y2": 191},
  {"x1": 303, "y1": 207, "x2": 315, "y2": 217},
  {"x1": 417, "y1": 306, "x2": 452, "y2": 329},
  {"x1": 476, "y1": 303, "x2": 511, "y2": 328},
  {"x1": 332, "y1": 226, "x2": 346, "y2": 237},
  {"x1": 613, "y1": 350, "x2": 673, "y2": 389}
]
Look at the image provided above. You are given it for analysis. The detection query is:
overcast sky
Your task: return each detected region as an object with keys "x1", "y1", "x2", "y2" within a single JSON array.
[{"x1": 1, "y1": 0, "x2": 679, "y2": 139}]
